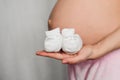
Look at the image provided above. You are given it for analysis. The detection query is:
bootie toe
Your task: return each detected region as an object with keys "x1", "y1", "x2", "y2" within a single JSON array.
[
  {"x1": 44, "y1": 28, "x2": 62, "y2": 52},
  {"x1": 62, "y1": 28, "x2": 83, "y2": 54}
]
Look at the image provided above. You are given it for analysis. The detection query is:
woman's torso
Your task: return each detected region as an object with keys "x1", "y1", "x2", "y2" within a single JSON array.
[{"x1": 48, "y1": 0, "x2": 120, "y2": 45}]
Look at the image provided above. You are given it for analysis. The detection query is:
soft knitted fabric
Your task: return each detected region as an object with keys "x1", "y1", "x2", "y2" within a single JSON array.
[
  {"x1": 44, "y1": 28, "x2": 62, "y2": 52},
  {"x1": 62, "y1": 28, "x2": 83, "y2": 54}
]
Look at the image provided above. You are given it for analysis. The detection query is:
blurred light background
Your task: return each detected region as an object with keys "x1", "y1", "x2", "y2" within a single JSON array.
[{"x1": 0, "y1": 0, "x2": 68, "y2": 80}]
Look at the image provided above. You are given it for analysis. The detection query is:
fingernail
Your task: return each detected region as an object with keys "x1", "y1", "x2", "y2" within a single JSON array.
[
  {"x1": 36, "y1": 52, "x2": 40, "y2": 55},
  {"x1": 36, "y1": 53, "x2": 39, "y2": 55},
  {"x1": 62, "y1": 60, "x2": 67, "y2": 63}
]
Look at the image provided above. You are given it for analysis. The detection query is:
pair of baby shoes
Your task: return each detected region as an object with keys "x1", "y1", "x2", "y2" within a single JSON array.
[{"x1": 44, "y1": 28, "x2": 83, "y2": 54}]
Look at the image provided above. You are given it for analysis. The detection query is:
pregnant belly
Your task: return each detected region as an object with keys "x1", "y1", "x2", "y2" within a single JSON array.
[{"x1": 48, "y1": 0, "x2": 120, "y2": 45}]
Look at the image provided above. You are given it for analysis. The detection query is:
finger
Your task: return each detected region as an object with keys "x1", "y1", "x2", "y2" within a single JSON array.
[
  {"x1": 36, "y1": 51, "x2": 73, "y2": 60},
  {"x1": 62, "y1": 50, "x2": 93, "y2": 64},
  {"x1": 36, "y1": 51, "x2": 63, "y2": 60},
  {"x1": 62, "y1": 55, "x2": 85, "y2": 64},
  {"x1": 62, "y1": 57, "x2": 78, "y2": 64}
]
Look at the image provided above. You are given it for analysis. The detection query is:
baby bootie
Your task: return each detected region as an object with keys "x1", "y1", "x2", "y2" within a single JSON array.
[
  {"x1": 62, "y1": 28, "x2": 83, "y2": 54},
  {"x1": 44, "y1": 28, "x2": 62, "y2": 52}
]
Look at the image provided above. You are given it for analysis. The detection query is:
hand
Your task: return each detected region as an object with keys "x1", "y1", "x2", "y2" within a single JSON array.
[{"x1": 36, "y1": 44, "x2": 103, "y2": 64}]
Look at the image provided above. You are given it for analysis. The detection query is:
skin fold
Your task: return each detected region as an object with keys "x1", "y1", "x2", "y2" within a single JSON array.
[{"x1": 36, "y1": 0, "x2": 120, "y2": 64}]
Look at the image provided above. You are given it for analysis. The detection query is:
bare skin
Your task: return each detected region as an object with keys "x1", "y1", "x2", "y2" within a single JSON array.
[
  {"x1": 48, "y1": 0, "x2": 120, "y2": 44},
  {"x1": 36, "y1": 0, "x2": 120, "y2": 64}
]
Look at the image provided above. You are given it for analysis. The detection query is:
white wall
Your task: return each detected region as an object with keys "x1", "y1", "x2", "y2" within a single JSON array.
[{"x1": 0, "y1": 0, "x2": 68, "y2": 80}]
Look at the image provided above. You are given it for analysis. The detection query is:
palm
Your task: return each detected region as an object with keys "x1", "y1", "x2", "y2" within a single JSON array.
[
  {"x1": 36, "y1": 50, "x2": 78, "y2": 60},
  {"x1": 36, "y1": 45, "x2": 94, "y2": 64}
]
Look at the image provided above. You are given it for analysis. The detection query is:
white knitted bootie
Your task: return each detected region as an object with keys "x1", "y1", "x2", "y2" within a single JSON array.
[
  {"x1": 44, "y1": 28, "x2": 62, "y2": 52},
  {"x1": 62, "y1": 28, "x2": 83, "y2": 54}
]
